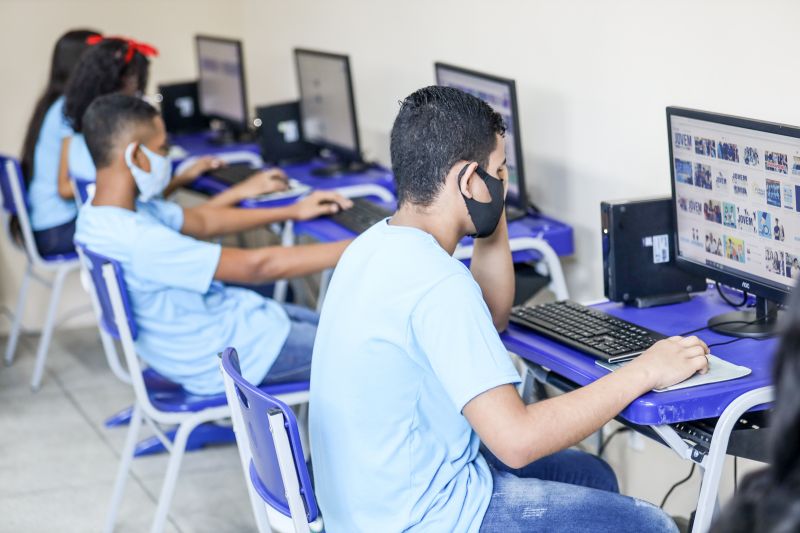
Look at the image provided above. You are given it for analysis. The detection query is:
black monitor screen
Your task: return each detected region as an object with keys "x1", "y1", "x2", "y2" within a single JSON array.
[
  {"x1": 435, "y1": 63, "x2": 528, "y2": 210},
  {"x1": 295, "y1": 49, "x2": 360, "y2": 158},
  {"x1": 196, "y1": 36, "x2": 247, "y2": 127},
  {"x1": 669, "y1": 107, "x2": 800, "y2": 299}
]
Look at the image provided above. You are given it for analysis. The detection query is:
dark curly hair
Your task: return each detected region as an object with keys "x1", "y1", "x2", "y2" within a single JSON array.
[
  {"x1": 711, "y1": 288, "x2": 800, "y2": 533},
  {"x1": 20, "y1": 29, "x2": 99, "y2": 183},
  {"x1": 390, "y1": 85, "x2": 506, "y2": 207},
  {"x1": 63, "y1": 38, "x2": 151, "y2": 132}
]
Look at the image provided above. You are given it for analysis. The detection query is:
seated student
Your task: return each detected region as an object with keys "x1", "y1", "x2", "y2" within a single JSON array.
[
  {"x1": 75, "y1": 94, "x2": 353, "y2": 395},
  {"x1": 309, "y1": 86, "x2": 710, "y2": 532},
  {"x1": 711, "y1": 289, "x2": 800, "y2": 533},
  {"x1": 21, "y1": 29, "x2": 99, "y2": 255},
  {"x1": 63, "y1": 36, "x2": 286, "y2": 209}
]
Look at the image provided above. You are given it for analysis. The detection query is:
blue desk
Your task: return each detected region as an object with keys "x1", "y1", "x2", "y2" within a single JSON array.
[
  {"x1": 169, "y1": 132, "x2": 575, "y2": 263},
  {"x1": 502, "y1": 288, "x2": 775, "y2": 532}
]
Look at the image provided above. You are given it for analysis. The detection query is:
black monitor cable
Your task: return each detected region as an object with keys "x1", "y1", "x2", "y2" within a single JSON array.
[
  {"x1": 660, "y1": 463, "x2": 696, "y2": 509},
  {"x1": 716, "y1": 281, "x2": 749, "y2": 308},
  {"x1": 596, "y1": 426, "x2": 631, "y2": 458}
]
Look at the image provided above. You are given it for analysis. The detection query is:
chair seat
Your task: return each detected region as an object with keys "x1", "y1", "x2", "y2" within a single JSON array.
[
  {"x1": 41, "y1": 251, "x2": 79, "y2": 263},
  {"x1": 147, "y1": 375, "x2": 310, "y2": 413}
]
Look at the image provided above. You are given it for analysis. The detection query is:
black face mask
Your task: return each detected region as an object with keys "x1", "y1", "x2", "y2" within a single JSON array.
[{"x1": 459, "y1": 164, "x2": 505, "y2": 238}]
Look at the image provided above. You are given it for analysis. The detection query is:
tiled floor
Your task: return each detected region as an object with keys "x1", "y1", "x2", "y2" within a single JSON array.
[{"x1": 1, "y1": 327, "x2": 255, "y2": 533}]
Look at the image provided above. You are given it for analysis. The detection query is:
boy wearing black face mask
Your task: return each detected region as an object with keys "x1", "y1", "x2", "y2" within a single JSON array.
[{"x1": 309, "y1": 86, "x2": 708, "y2": 532}]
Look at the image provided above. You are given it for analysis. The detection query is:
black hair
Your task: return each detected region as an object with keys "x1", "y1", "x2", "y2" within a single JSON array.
[
  {"x1": 20, "y1": 29, "x2": 99, "y2": 183},
  {"x1": 711, "y1": 288, "x2": 800, "y2": 532},
  {"x1": 390, "y1": 86, "x2": 505, "y2": 207},
  {"x1": 63, "y1": 38, "x2": 151, "y2": 133},
  {"x1": 83, "y1": 94, "x2": 158, "y2": 169}
]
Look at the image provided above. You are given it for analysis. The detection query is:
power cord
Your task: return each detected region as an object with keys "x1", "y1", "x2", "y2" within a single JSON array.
[
  {"x1": 597, "y1": 426, "x2": 631, "y2": 458},
  {"x1": 716, "y1": 281, "x2": 748, "y2": 308},
  {"x1": 660, "y1": 463, "x2": 696, "y2": 509}
]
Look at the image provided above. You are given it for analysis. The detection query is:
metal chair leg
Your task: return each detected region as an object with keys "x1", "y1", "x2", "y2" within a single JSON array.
[
  {"x1": 4, "y1": 263, "x2": 32, "y2": 366},
  {"x1": 30, "y1": 266, "x2": 69, "y2": 390},
  {"x1": 150, "y1": 420, "x2": 195, "y2": 533},
  {"x1": 104, "y1": 404, "x2": 143, "y2": 533}
]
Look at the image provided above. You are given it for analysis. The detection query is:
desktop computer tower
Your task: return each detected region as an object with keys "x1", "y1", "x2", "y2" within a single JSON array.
[
  {"x1": 256, "y1": 102, "x2": 318, "y2": 165},
  {"x1": 157, "y1": 81, "x2": 209, "y2": 135},
  {"x1": 601, "y1": 197, "x2": 707, "y2": 307}
]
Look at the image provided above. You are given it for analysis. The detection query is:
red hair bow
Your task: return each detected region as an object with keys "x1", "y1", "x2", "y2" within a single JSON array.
[{"x1": 86, "y1": 35, "x2": 159, "y2": 63}]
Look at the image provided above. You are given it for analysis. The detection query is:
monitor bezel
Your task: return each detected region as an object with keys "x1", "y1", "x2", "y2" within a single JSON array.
[
  {"x1": 667, "y1": 105, "x2": 800, "y2": 303},
  {"x1": 293, "y1": 48, "x2": 362, "y2": 162},
  {"x1": 195, "y1": 34, "x2": 249, "y2": 131},
  {"x1": 434, "y1": 62, "x2": 529, "y2": 211}
]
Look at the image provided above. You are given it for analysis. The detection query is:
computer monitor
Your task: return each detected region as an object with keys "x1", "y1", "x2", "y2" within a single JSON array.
[
  {"x1": 294, "y1": 48, "x2": 363, "y2": 175},
  {"x1": 668, "y1": 106, "x2": 800, "y2": 337},
  {"x1": 435, "y1": 62, "x2": 530, "y2": 216},
  {"x1": 195, "y1": 35, "x2": 248, "y2": 140}
]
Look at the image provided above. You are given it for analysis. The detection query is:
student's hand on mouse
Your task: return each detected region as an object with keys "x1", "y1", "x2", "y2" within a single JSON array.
[
  {"x1": 292, "y1": 191, "x2": 354, "y2": 220},
  {"x1": 625, "y1": 336, "x2": 710, "y2": 390},
  {"x1": 235, "y1": 169, "x2": 290, "y2": 197},
  {"x1": 176, "y1": 156, "x2": 224, "y2": 182}
]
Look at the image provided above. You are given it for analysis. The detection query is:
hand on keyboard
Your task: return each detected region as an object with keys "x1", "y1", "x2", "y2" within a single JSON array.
[
  {"x1": 625, "y1": 336, "x2": 710, "y2": 390},
  {"x1": 176, "y1": 155, "x2": 224, "y2": 183},
  {"x1": 231, "y1": 169, "x2": 291, "y2": 197},
  {"x1": 292, "y1": 191, "x2": 354, "y2": 221}
]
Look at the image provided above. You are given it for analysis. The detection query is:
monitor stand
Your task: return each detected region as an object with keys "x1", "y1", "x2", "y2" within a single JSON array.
[
  {"x1": 311, "y1": 160, "x2": 370, "y2": 177},
  {"x1": 708, "y1": 296, "x2": 781, "y2": 339}
]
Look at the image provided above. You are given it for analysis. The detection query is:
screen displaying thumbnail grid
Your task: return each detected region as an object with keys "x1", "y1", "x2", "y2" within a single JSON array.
[{"x1": 671, "y1": 114, "x2": 800, "y2": 293}]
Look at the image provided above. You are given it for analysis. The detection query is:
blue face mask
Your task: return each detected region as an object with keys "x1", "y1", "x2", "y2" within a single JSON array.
[{"x1": 124, "y1": 143, "x2": 171, "y2": 201}]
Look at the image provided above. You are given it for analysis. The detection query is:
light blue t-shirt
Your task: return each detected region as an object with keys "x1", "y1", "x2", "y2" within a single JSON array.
[
  {"x1": 74, "y1": 198, "x2": 292, "y2": 395},
  {"x1": 28, "y1": 97, "x2": 77, "y2": 230},
  {"x1": 67, "y1": 132, "x2": 95, "y2": 182},
  {"x1": 310, "y1": 220, "x2": 521, "y2": 532}
]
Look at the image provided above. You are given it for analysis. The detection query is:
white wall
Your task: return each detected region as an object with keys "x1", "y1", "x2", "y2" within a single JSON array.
[
  {"x1": 242, "y1": 0, "x2": 800, "y2": 302},
  {"x1": 0, "y1": 0, "x2": 245, "y2": 333}
]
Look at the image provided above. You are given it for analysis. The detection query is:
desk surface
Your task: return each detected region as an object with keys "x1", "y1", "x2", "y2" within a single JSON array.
[{"x1": 502, "y1": 289, "x2": 776, "y2": 425}]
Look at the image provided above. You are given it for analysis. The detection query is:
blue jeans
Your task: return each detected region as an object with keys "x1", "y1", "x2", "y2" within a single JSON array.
[
  {"x1": 480, "y1": 448, "x2": 678, "y2": 533},
  {"x1": 261, "y1": 303, "x2": 319, "y2": 384}
]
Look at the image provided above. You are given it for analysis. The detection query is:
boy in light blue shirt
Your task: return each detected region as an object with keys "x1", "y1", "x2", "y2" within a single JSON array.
[
  {"x1": 310, "y1": 87, "x2": 710, "y2": 532},
  {"x1": 74, "y1": 94, "x2": 353, "y2": 394}
]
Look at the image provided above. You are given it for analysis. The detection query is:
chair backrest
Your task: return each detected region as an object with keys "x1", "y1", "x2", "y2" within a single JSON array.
[
  {"x1": 0, "y1": 155, "x2": 20, "y2": 216},
  {"x1": 71, "y1": 175, "x2": 95, "y2": 208},
  {"x1": 74, "y1": 243, "x2": 139, "y2": 341},
  {"x1": 220, "y1": 348, "x2": 319, "y2": 529}
]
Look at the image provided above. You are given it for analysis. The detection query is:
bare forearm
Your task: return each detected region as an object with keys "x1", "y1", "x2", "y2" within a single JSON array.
[
  {"x1": 203, "y1": 184, "x2": 249, "y2": 208},
  {"x1": 215, "y1": 240, "x2": 351, "y2": 284},
  {"x1": 470, "y1": 215, "x2": 514, "y2": 330},
  {"x1": 253, "y1": 241, "x2": 350, "y2": 281},
  {"x1": 517, "y1": 366, "x2": 650, "y2": 463},
  {"x1": 185, "y1": 205, "x2": 297, "y2": 239}
]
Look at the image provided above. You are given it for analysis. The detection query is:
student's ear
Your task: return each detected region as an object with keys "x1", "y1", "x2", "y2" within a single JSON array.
[
  {"x1": 456, "y1": 162, "x2": 479, "y2": 199},
  {"x1": 129, "y1": 143, "x2": 151, "y2": 173}
]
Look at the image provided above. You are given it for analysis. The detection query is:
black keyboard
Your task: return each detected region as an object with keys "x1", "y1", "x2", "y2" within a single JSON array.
[
  {"x1": 509, "y1": 301, "x2": 666, "y2": 363},
  {"x1": 330, "y1": 197, "x2": 393, "y2": 234},
  {"x1": 208, "y1": 163, "x2": 260, "y2": 185}
]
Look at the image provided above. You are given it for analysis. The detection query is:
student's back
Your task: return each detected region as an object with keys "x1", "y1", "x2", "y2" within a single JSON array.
[
  {"x1": 711, "y1": 288, "x2": 800, "y2": 533},
  {"x1": 27, "y1": 96, "x2": 77, "y2": 231},
  {"x1": 75, "y1": 198, "x2": 290, "y2": 395},
  {"x1": 20, "y1": 29, "x2": 98, "y2": 253},
  {"x1": 310, "y1": 220, "x2": 520, "y2": 531}
]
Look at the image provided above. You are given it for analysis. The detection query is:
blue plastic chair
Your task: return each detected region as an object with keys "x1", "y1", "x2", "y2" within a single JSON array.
[
  {"x1": 70, "y1": 173, "x2": 95, "y2": 208},
  {"x1": 0, "y1": 154, "x2": 83, "y2": 390},
  {"x1": 220, "y1": 348, "x2": 321, "y2": 533},
  {"x1": 76, "y1": 244, "x2": 310, "y2": 533}
]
